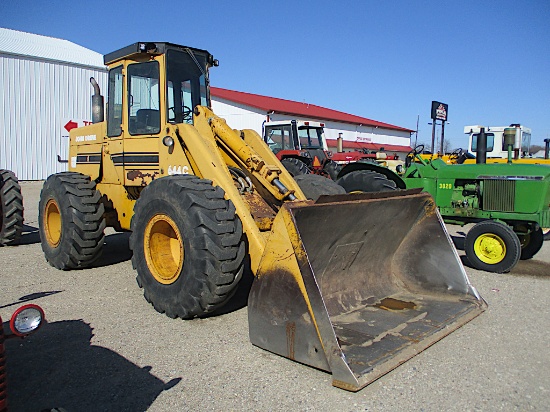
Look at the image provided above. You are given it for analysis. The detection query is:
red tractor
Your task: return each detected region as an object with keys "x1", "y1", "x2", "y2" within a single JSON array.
[
  {"x1": 1, "y1": 304, "x2": 45, "y2": 411},
  {"x1": 263, "y1": 120, "x2": 405, "y2": 192}
]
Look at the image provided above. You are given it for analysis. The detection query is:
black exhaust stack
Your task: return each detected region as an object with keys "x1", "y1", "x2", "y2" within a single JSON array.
[
  {"x1": 90, "y1": 77, "x2": 104, "y2": 124},
  {"x1": 476, "y1": 127, "x2": 487, "y2": 164},
  {"x1": 545, "y1": 138, "x2": 550, "y2": 160}
]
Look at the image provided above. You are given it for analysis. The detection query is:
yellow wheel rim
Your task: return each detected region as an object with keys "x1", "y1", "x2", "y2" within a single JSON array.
[
  {"x1": 44, "y1": 199, "x2": 62, "y2": 247},
  {"x1": 144, "y1": 214, "x2": 184, "y2": 285},
  {"x1": 474, "y1": 233, "x2": 506, "y2": 264}
]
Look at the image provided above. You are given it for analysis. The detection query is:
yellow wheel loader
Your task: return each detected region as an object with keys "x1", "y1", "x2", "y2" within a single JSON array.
[{"x1": 38, "y1": 41, "x2": 486, "y2": 391}]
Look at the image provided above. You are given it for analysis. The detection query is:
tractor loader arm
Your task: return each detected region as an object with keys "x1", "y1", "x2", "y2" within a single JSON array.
[{"x1": 193, "y1": 106, "x2": 306, "y2": 202}]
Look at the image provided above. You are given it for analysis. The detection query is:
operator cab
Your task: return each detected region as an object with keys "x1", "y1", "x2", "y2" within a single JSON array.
[
  {"x1": 264, "y1": 120, "x2": 325, "y2": 153},
  {"x1": 103, "y1": 42, "x2": 218, "y2": 136}
]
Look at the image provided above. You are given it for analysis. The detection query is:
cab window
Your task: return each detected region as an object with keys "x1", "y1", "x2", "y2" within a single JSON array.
[
  {"x1": 128, "y1": 61, "x2": 160, "y2": 135},
  {"x1": 472, "y1": 133, "x2": 494, "y2": 152},
  {"x1": 265, "y1": 125, "x2": 293, "y2": 153},
  {"x1": 107, "y1": 66, "x2": 123, "y2": 137},
  {"x1": 298, "y1": 127, "x2": 323, "y2": 149}
]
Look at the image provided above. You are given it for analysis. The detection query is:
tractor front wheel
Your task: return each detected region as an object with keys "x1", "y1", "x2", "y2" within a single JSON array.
[
  {"x1": 465, "y1": 221, "x2": 521, "y2": 273},
  {"x1": 39, "y1": 172, "x2": 105, "y2": 269},
  {"x1": 0, "y1": 169, "x2": 24, "y2": 246},
  {"x1": 130, "y1": 175, "x2": 245, "y2": 319}
]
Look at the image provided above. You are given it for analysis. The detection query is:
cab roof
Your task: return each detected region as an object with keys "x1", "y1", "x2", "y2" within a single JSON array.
[{"x1": 104, "y1": 42, "x2": 214, "y2": 65}]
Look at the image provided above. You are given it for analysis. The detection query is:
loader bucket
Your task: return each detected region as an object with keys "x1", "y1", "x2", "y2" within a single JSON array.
[{"x1": 248, "y1": 190, "x2": 486, "y2": 391}]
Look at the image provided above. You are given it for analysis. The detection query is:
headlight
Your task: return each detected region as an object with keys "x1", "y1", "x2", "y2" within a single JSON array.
[
  {"x1": 162, "y1": 136, "x2": 174, "y2": 147},
  {"x1": 10, "y1": 304, "x2": 45, "y2": 336}
]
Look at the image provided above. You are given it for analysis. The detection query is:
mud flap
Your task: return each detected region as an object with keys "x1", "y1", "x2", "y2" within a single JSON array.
[{"x1": 248, "y1": 191, "x2": 486, "y2": 391}]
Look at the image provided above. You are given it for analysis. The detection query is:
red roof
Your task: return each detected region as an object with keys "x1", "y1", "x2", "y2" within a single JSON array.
[
  {"x1": 325, "y1": 139, "x2": 412, "y2": 153},
  {"x1": 211, "y1": 87, "x2": 413, "y2": 133}
]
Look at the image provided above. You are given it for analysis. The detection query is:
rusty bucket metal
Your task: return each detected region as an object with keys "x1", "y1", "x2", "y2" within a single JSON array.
[{"x1": 248, "y1": 191, "x2": 486, "y2": 391}]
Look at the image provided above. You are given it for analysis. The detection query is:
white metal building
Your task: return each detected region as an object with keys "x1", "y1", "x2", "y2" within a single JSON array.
[
  {"x1": 0, "y1": 28, "x2": 107, "y2": 180},
  {"x1": 211, "y1": 87, "x2": 413, "y2": 156}
]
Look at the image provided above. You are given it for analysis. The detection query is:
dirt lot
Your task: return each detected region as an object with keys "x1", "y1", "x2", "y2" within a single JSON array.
[{"x1": 2, "y1": 181, "x2": 549, "y2": 411}]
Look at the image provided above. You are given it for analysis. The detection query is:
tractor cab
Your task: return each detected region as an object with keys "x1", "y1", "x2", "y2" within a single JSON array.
[{"x1": 102, "y1": 42, "x2": 218, "y2": 135}]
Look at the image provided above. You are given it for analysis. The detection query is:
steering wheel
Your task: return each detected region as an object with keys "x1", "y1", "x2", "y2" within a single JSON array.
[
  {"x1": 168, "y1": 105, "x2": 193, "y2": 123},
  {"x1": 448, "y1": 147, "x2": 464, "y2": 162},
  {"x1": 405, "y1": 144, "x2": 425, "y2": 168}
]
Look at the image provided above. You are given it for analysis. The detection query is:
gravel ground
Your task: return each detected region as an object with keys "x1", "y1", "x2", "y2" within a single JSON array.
[{"x1": 1, "y1": 181, "x2": 549, "y2": 412}]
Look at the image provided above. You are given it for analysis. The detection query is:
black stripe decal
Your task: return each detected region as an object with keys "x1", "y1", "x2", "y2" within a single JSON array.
[
  {"x1": 111, "y1": 153, "x2": 159, "y2": 165},
  {"x1": 76, "y1": 155, "x2": 101, "y2": 164}
]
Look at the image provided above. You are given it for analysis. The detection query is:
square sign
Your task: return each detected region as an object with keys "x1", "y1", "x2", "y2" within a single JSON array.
[{"x1": 431, "y1": 101, "x2": 448, "y2": 121}]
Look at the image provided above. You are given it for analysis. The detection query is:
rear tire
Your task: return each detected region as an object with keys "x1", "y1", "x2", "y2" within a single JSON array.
[
  {"x1": 281, "y1": 158, "x2": 310, "y2": 176},
  {"x1": 39, "y1": 172, "x2": 105, "y2": 269},
  {"x1": 336, "y1": 170, "x2": 397, "y2": 193},
  {"x1": 130, "y1": 175, "x2": 245, "y2": 319},
  {"x1": 518, "y1": 227, "x2": 544, "y2": 260},
  {"x1": 0, "y1": 169, "x2": 24, "y2": 246},
  {"x1": 465, "y1": 221, "x2": 521, "y2": 273},
  {"x1": 294, "y1": 174, "x2": 346, "y2": 201}
]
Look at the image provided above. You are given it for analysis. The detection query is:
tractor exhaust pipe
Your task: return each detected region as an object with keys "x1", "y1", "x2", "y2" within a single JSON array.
[
  {"x1": 337, "y1": 133, "x2": 343, "y2": 153},
  {"x1": 504, "y1": 127, "x2": 516, "y2": 164},
  {"x1": 545, "y1": 138, "x2": 550, "y2": 160},
  {"x1": 90, "y1": 77, "x2": 104, "y2": 124},
  {"x1": 476, "y1": 127, "x2": 487, "y2": 164}
]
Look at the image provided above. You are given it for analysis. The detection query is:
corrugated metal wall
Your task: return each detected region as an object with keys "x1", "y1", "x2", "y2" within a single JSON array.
[{"x1": 0, "y1": 54, "x2": 107, "y2": 180}]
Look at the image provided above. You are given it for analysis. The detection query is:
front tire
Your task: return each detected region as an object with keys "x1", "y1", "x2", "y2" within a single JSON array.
[
  {"x1": 336, "y1": 170, "x2": 397, "y2": 193},
  {"x1": 39, "y1": 172, "x2": 105, "y2": 269},
  {"x1": 0, "y1": 169, "x2": 24, "y2": 246},
  {"x1": 130, "y1": 175, "x2": 246, "y2": 319},
  {"x1": 294, "y1": 174, "x2": 346, "y2": 201},
  {"x1": 465, "y1": 221, "x2": 521, "y2": 273}
]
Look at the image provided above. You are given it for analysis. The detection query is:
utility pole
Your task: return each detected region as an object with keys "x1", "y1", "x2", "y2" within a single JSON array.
[{"x1": 414, "y1": 115, "x2": 419, "y2": 147}]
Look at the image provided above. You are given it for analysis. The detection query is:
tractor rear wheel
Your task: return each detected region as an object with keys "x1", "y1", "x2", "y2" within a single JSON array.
[
  {"x1": 130, "y1": 175, "x2": 245, "y2": 319},
  {"x1": 281, "y1": 158, "x2": 310, "y2": 177},
  {"x1": 0, "y1": 169, "x2": 24, "y2": 246},
  {"x1": 39, "y1": 172, "x2": 105, "y2": 269},
  {"x1": 336, "y1": 170, "x2": 397, "y2": 193},
  {"x1": 294, "y1": 174, "x2": 346, "y2": 201},
  {"x1": 465, "y1": 220, "x2": 521, "y2": 273},
  {"x1": 518, "y1": 226, "x2": 544, "y2": 260}
]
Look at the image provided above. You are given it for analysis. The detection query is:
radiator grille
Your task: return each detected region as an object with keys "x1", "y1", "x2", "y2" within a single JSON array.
[{"x1": 483, "y1": 179, "x2": 515, "y2": 211}]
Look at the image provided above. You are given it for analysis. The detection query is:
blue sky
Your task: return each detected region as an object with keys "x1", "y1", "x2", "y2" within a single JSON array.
[{"x1": 1, "y1": 0, "x2": 549, "y2": 150}]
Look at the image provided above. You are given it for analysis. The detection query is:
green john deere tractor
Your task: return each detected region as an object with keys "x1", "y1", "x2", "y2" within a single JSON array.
[{"x1": 399, "y1": 145, "x2": 550, "y2": 273}]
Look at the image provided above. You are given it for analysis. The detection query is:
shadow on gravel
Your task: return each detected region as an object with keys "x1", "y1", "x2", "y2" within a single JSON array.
[
  {"x1": 16, "y1": 224, "x2": 40, "y2": 245},
  {"x1": 0, "y1": 291, "x2": 63, "y2": 309},
  {"x1": 451, "y1": 234, "x2": 466, "y2": 251},
  {"x1": 5, "y1": 319, "x2": 181, "y2": 412},
  {"x1": 509, "y1": 260, "x2": 550, "y2": 278},
  {"x1": 94, "y1": 232, "x2": 133, "y2": 267},
  {"x1": 460, "y1": 255, "x2": 550, "y2": 278}
]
